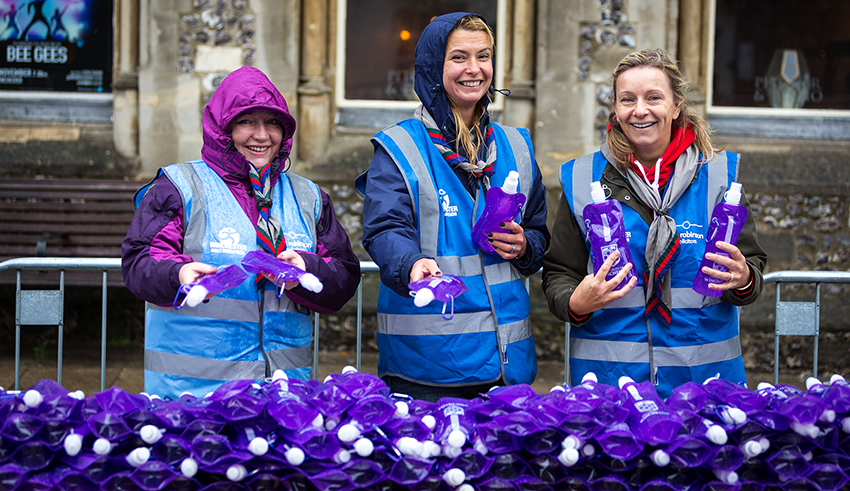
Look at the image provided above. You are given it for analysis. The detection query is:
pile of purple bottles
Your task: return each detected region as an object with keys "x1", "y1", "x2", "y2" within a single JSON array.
[{"x1": 2, "y1": 370, "x2": 850, "y2": 491}]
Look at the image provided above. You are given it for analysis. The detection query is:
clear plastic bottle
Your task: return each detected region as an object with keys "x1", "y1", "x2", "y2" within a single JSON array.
[
  {"x1": 692, "y1": 182, "x2": 748, "y2": 297},
  {"x1": 583, "y1": 181, "x2": 636, "y2": 290},
  {"x1": 471, "y1": 170, "x2": 527, "y2": 254}
]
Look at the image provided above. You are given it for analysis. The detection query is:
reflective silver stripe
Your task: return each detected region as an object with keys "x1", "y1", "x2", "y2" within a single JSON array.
[
  {"x1": 606, "y1": 288, "x2": 646, "y2": 309},
  {"x1": 288, "y1": 173, "x2": 319, "y2": 243},
  {"x1": 266, "y1": 346, "x2": 312, "y2": 370},
  {"x1": 263, "y1": 289, "x2": 307, "y2": 313},
  {"x1": 382, "y1": 125, "x2": 440, "y2": 257},
  {"x1": 672, "y1": 287, "x2": 721, "y2": 309},
  {"x1": 498, "y1": 318, "x2": 532, "y2": 345},
  {"x1": 145, "y1": 350, "x2": 265, "y2": 380},
  {"x1": 571, "y1": 336, "x2": 742, "y2": 367},
  {"x1": 705, "y1": 152, "x2": 729, "y2": 215},
  {"x1": 570, "y1": 154, "x2": 595, "y2": 238},
  {"x1": 378, "y1": 311, "x2": 494, "y2": 336},
  {"x1": 484, "y1": 261, "x2": 520, "y2": 286},
  {"x1": 653, "y1": 336, "x2": 742, "y2": 367},
  {"x1": 147, "y1": 297, "x2": 259, "y2": 322},
  {"x1": 173, "y1": 162, "x2": 207, "y2": 259},
  {"x1": 500, "y1": 126, "x2": 533, "y2": 209},
  {"x1": 435, "y1": 255, "x2": 482, "y2": 277}
]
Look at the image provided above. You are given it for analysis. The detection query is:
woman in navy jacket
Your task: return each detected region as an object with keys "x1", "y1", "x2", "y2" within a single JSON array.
[{"x1": 358, "y1": 12, "x2": 549, "y2": 402}]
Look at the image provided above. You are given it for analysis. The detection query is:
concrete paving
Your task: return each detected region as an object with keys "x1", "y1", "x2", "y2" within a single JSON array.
[{"x1": 1, "y1": 341, "x2": 803, "y2": 397}]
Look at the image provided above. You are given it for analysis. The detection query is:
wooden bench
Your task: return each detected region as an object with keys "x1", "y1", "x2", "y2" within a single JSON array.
[{"x1": 0, "y1": 178, "x2": 143, "y2": 285}]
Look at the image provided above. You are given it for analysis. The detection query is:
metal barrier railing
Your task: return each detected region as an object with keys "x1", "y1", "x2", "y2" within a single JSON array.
[{"x1": 763, "y1": 270, "x2": 850, "y2": 384}]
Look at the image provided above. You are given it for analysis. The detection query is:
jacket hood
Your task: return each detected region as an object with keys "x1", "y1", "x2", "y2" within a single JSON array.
[
  {"x1": 414, "y1": 12, "x2": 493, "y2": 142},
  {"x1": 201, "y1": 66, "x2": 297, "y2": 177}
]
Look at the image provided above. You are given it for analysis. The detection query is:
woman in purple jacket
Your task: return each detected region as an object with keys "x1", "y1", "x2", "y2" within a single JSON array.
[{"x1": 122, "y1": 66, "x2": 360, "y2": 398}]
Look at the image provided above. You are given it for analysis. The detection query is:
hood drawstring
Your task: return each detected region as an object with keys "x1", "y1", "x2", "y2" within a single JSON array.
[{"x1": 493, "y1": 87, "x2": 511, "y2": 97}]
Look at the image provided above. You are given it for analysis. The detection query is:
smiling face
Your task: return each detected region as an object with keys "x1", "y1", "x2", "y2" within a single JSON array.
[
  {"x1": 613, "y1": 66, "x2": 682, "y2": 166},
  {"x1": 442, "y1": 29, "x2": 493, "y2": 127},
  {"x1": 230, "y1": 111, "x2": 284, "y2": 169}
]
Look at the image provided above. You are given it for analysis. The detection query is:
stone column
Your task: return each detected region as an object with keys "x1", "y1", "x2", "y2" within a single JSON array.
[
  {"x1": 503, "y1": 0, "x2": 536, "y2": 134},
  {"x1": 678, "y1": 0, "x2": 707, "y2": 114},
  {"x1": 113, "y1": 0, "x2": 140, "y2": 161},
  {"x1": 297, "y1": 0, "x2": 332, "y2": 163}
]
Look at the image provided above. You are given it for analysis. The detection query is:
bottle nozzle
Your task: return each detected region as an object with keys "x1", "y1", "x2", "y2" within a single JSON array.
[
  {"x1": 725, "y1": 182, "x2": 743, "y2": 206},
  {"x1": 184, "y1": 285, "x2": 209, "y2": 307},
  {"x1": 502, "y1": 171, "x2": 520, "y2": 194},
  {"x1": 413, "y1": 288, "x2": 435, "y2": 307},
  {"x1": 590, "y1": 181, "x2": 606, "y2": 204}
]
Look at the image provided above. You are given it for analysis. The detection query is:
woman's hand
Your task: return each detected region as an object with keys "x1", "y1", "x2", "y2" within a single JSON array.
[
  {"x1": 179, "y1": 262, "x2": 217, "y2": 285},
  {"x1": 703, "y1": 241, "x2": 751, "y2": 291},
  {"x1": 265, "y1": 250, "x2": 307, "y2": 291},
  {"x1": 488, "y1": 221, "x2": 526, "y2": 260},
  {"x1": 568, "y1": 251, "x2": 638, "y2": 316},
  {"x1": 409, "y1": 258, "x2": 442, "y2": 283}
]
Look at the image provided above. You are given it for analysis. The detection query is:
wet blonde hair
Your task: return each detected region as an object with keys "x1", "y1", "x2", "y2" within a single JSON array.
[
  {"x1": 607, "y1": 48, "x2": 715, "y2": 168},
  {"x1": 445, "y1": 15, "x2": 495, "y2": 166}
]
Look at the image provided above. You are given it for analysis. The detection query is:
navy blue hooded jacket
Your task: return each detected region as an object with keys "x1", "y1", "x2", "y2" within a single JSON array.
[{"x1": 360, "y1": 12, "x2": 550, "y2": 296}]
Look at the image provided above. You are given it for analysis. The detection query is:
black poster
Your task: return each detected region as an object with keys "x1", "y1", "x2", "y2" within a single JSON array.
[{"x1": 0, "y1": 0, "x2": 112, "y2": 93}]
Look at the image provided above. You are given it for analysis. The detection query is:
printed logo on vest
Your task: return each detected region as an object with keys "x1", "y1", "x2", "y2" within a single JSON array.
[
  {"x1": 677, "y1": 221, "x2": 704, "y2": 244},
  {"x1": 284, "y1": 231, "x2": 312, "y2": 251},
  {"x1": 439, "y1": 189, "x2": 458, "y2": 217},
  {"x1": 211, "y1": 227, "x2": 248, "y2": 255}
]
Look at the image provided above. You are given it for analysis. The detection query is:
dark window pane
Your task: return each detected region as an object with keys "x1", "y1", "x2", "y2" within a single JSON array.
[
  {"x1": 345, "y1": 1, "x2": 497, "y2": 101},
  {"x1": 713, "y1": 0, "x2": 850, "y2": 109}
]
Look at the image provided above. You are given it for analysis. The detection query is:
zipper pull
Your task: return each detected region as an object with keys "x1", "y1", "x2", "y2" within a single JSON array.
[{"x1": 502, "y1": 344, "x2": 509, "y2": 365}]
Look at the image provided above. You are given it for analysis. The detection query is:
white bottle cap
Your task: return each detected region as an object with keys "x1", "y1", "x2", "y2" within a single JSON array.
[
  {"x1": 272, "y1": 369, "x2": 288, "y2": 381},
  {"x1": 473, "y1": 438, "x2": 488, "y2": 455},
  {"x1": 830, "y1": 373, "x2": 846, "y2": 384},
  {"x1": 447, "y1": 429, "x2": 466, "y2": 448},
  {"x1": 337, "y1": 424, "x2": 361, "y2": 443},
  {"x1": 333, "y1": 449, "x2": 351, "y2": 464},
  {"x1": 226, "y1": 464, "x2": 247, "y2": 482},
  {"x1": 725, "y1": 182, "x2": 742, "y2": 206},
  {"x1": 756, "y1": 382, "x2": 774, "y2": 391},
  {"x1": 424, "y1": 440, "x2": 442, "y2": 458},
  {"x1": 741, "y1": 440, "x2": 761, "y2": 458},
  {"x1": 93, "y1": 438, "x2": 112, "y2": 455},
  {"x1": 181, "y1": 458, "x2": 199, "y2": 477},
  {"x1": 69, "y1": 390, "x2": 85, "y2": 400},
  {"x1": 581, "y1": 372, "x2": 598, "y2": 383},
  {"x1": 184, "y1": 285, "x2": 209, "y2": 307},
  {"x1": 64, "y1": 433, "x2": 83, "y2": 456},
  {"x1": 562, "y1": 435, "x2": 581, "y2": 450},
  {"x1": 443, "y1": 445, "x2": 462, "y2": 459},
  {"x1": 421, "y1": 414, "x2": 436, "y2": 429},
  {"x1": 617, "y1": 376, "x2": 635, "y2": 389},
  {"x1": 323, "y1": 374, "x2": 334, "y2": 383},
  {"x1": 443, "y1": 468, "x2": 466, "y2": 487},
  {"x1": 581, "y1": 443, "x2": 596, "y2": 457},
  {"x1": 311, "y1": 414, "x2": 324, "y2": 428},
  {"x1": 806, "y1": 377, "x2": 823, "y2": 390},
  {"x1": 650, "y1": 449, "x2": 670, "y2": 467},
  {"x1": 126, "y1": 447, "x2": 150, "y2": 467},
  {"x1": 590, "y1": 181, "x2": 606, "y2": 204},
  {"x1": 549, "y1": 385, "x2": 566, "y2": 393},
  {"x1": 397, "y1": 437, "x2": 424, "y2": 456},
  {"x1": 140, "y1": 425, "x2": 163, "y2": 444},
  {"x1": 458, "y1": 485, "x2": 475, "y2": 491},
  {"x1": 285, "y1": 447, "x2": 305, "y2": 466},
  {"x1": 558, "y1": 447, "x2": 579, "y2": 467},
  {"x1": 758, "y1": 437, "x2": 770, "y2": 452},
  {"x1": 705, "y1": 424, "x2": 728, "y2": 445},
  {"x1": 325, "y1": 417, "x2": 339, "y2": 431},
  {"x1": 394, "y1": 401, "x2": 409, "y2": 418},
  {"x1": 726, "y1": 407, "x2": 747, "y2": 425},
  {"x1": 713, "y1": 469, "x2": 739, "y2": 484},
  {"x1": 804, "y1": 451, "x2": 813, "y2": 461},
  {"x1": 413, "y1": 288, "x2": 435, "y2": 307},
  {"x1": 23, "y1": 390, "x2": 42, "y2": 408},
  {"x1": 502, "y1": 171, "x2": 520, "y2": 194},
  {"x1": 354, "y1": 437, "x2": 374, "y2": 457},
  {"x1": 822, "y1": 409, "x2": 836, "y2": 423},
  {"x1": 248, "y1": 437, "x2": 269, "y2": 456},
  {"x1": 299, "y1": 273, "x2": 324, "y2": 293},
  {"x1": 342, "y1": 365, "x2": 358, "y2": 374}
]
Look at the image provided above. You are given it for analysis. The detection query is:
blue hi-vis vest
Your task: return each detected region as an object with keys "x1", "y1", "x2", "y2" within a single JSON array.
[
  {"x1": 142, "y1": 160, "x2": 321, "y2": 399},
  {"x1": 372, "y1": 119, "x2": 537, "y2": 387},
  {"x1": 561, "y1": 151, "x2": 746, "y2": 397}
]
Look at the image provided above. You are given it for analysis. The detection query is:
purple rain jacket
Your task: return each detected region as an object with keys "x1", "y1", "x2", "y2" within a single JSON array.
[{"x1": 122, "y1": 66, "x2": 360, "y2": 313}]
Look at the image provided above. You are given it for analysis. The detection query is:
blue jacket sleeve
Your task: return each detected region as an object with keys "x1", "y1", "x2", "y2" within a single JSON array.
[
  {"x1": 285, "y1": 189, "x2": 361, "y2": 313},
  {"x1": 361, "y1": 145, "x2": 429, "y2": 297},
  {"x1": 512, "y1": 160, "x2": 550, "y2": 276}
]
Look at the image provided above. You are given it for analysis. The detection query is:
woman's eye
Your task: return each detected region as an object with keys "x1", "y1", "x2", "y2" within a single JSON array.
[{"x1": 268, "y1": 118, "x2": 281, "y2": 125}]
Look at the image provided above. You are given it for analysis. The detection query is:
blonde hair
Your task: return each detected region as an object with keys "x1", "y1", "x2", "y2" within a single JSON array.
[
  {"x1": 607, "y1": 48, "x2": 715, "y2": 168},
  {"x1": 446, "y1": 15, "x2": 495, "y2": 166}
]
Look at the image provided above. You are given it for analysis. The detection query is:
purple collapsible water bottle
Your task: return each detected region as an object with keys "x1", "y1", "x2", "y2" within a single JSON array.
[
  {"x1": 618, "y1": 376, "x2": 683, "y2": 446},
  {"x1": 583, "y1": 181, "x2": 636, "y2": 290},
  {"x1": 241, "y1": 249, "x2": 324, "y2": 297},
  {"x1": 407, "y1": 274, "x2": 469, "y2": 320},
  {"x1": 173, "y1": 263, "x2": 249, "y2": 309},
  {"x1": 692, "y1": 182, "x2": 748, "y2": 297},
  {"x1": 471, "y1": 170, "x2": 527, "y2": 254}
]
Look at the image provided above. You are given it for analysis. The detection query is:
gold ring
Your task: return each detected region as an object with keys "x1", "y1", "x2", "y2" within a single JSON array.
[{"x1": 510, "y1": 244, "x2": 516, "y2": 253}]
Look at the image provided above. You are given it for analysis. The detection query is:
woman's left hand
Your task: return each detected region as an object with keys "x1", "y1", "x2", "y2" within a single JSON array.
[
  {"x1": 488, "y1": 221, "x2": 526, "y2": 260},
  {"x1": 263, "y1": 250, "x2": 307, "y2": 291},
  {"x1": 703, "y1": 241, "x2": 751, "y2": 291}
]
